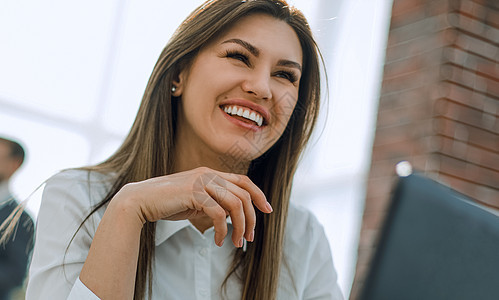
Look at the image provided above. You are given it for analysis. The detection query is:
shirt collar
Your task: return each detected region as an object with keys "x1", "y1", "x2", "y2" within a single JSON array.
[
  {"x1": 155, "y1": 217, "x2": 233, "y2": 246},
  {"x1": 155, "y1": 220, "x2": 191, "y2": 246}
]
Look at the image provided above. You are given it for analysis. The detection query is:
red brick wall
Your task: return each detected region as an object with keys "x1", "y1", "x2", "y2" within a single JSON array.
[{"x1": 350, "y1": 0, "x2": 499, "y2": 298}]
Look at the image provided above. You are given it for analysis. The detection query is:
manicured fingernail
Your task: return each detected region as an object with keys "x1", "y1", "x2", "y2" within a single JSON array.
[
  {"x1": 266, "y1": 202, "x2": 273, "y2": 212},
  {"x1": 238, "y1": 238, "x2": 243, "y2": 248},
  {"x1": 249, "y1": 230, "x2": 254, "y2": 242}
]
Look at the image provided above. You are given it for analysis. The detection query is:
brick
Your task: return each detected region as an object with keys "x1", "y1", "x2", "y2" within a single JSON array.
[
  {"x1": 434, "y1": 98, "x2": 499, "y2": 132},
  {"x1": 427, "y1": 0, "x2": 452, "y2": 17},
  {"x1": 476, "y1": 63, "x2": 499, "y2": 80},
  {"x1": 447, "y1": 12, "x2": 499, "y2": 44},
  {"x1": 433, "y1": 117, "x2": 499, "y2": 151},
  {"x1": 378, "y1": 87, "x2": 429, "y2": 111},
  {"x1": 475, "y1": 185, "x2": 499, "y2": 207},
  {"x1": 436, "y1": 172, "x2": 480, "y2": 198},
  {"x1": 472, "y1": 0, "x2": 499, "y2": 10},
  {"x1": 437, "y1": 135, "x2": 499, "y2": 170},
  {"x1": 373, "y1": 118, "x2": 433, "y2": 146},
  {"x1": 459, "y1": 0, "x2": 488, "y2": 20},
  {"x1": 483, "y1": 25, "x2": 499, "y2": 44},
  {"x1": 391, "y1": 1, "x2": 427, "y2": 29},
  {"x1": 363, "y1": 195, "x2": 393, "y2": 213},
  {"x1": 432, "y1": 133, "x2": 468, "y2": 159},
  {"x1": 376, "y1": 100, "x2": 432, "y2": 128},
  {"x1": 442, "y1": 46, "x2": 474, "y2": 69},
  {"x1": 383, "y1": 55, "x2": 425, "y2": 80},
  {"x1": 349, "y1": 284, "x2": 362, "y2": 300},
  {"x1": 437, "y1": 172, "x2": 499, "y2": 207},
  {"x1": 413, "y1": 153, "x2": 436, "y2": 171},
  {"x1": 356, "y1": 247, "x2": 376, "y2": 267},
  {"x1": 357, "y1": 228, "x2": 382, "y2": 253},
  {"x1": 454, "y1": 32, "x2": 499, "y2": 62},
  {"x1": 482, "y1": 6, "x2": 499, "y2": 28},
  {"x1": 385, "y1": 33, "x2": 449, "y2": 63},
  {"x1": 365, "y1": 176, "x2": 398, "y2": 199},
  {"x1": 466, "y1": 139, "x2": 499, "y2": 168},
  {"x1": 371, "y1": 138, "x2": 432, "y2": 162},
  {"x1": 370, "y1": 154, "x2": 432, "y2": 175},
  {"x1": 437, "y1": 154, "x2": 499, "y2": 188},
  {"x1": 368, "y1": 160, "x2": 400, "y2": 178},
  {"x1": 440, "y1": 63, "x2": 498, "y2": 95},
  {"x1": 381, "y1": 66, "x2": 440, "y2": 94},
  {"x1": 435, "y1": 81, "x2": 499, "y2": 111},
  {"x1": 442, "y1": 46, "x2": 499, "y2": 77},
  {"x1": 391, "y1": 0, "x2": 425, "y2": 17},
  {"x1": 387, "y1": 14, "x2": 452, "y2": 47},
  {"x1": 362, "y1": 211, "x2": 388, "y2": 232},
  {"x1": 381, "y1": 69, "x2": 426, "y2": 93}
]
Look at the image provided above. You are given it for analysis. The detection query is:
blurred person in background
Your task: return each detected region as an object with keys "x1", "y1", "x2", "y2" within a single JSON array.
[{"x1": 0, "y1": 137, "x2": 34, "y2": 300}]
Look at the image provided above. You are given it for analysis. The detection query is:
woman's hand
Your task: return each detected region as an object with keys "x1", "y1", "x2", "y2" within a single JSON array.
[{"x1": 113, "y1": 167, "x2": 272, "y2": 248}]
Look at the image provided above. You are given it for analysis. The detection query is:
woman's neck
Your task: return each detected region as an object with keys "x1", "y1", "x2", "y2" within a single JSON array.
[{"x1": 172, "y1": 140, "x2": 250, "y2": 175}]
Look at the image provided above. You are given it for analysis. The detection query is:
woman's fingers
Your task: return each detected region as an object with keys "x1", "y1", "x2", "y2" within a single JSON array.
[
  {"x1": 220, "y1": 181, "x2": 256, "y2": 242},
  {"x1": 200, "y1": 196, "x2": 228, "y2": 247},
  {"x1": 140, "y1": 167, "x2": 271, "y2": 247},
  {"x1": 213, "y1": 171, "x2": 272, "y2": 214},
  {"x1": 204, "y1": 179, "x2": 245, "y2": 247}
]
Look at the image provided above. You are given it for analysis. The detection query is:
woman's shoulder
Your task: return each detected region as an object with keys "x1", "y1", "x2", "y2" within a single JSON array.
[
  {"x1": 47, "y1": 168, "x2": 115, "y2": 183},
  {"x1": 287, "y1": 202, "x2": 323, "y2": 230},
  {"x1": 44, "y1": 168, "x2": 116, "y2": 207},
  {"x1": 283, "y1": 205, "x2": 343, "y2": 300},
  {"x1": 281, "y1": 203, "x2": 336, "y2": 293},
  {"x1": 286, "y1": 202, "x2": 325, "y2": 244}
]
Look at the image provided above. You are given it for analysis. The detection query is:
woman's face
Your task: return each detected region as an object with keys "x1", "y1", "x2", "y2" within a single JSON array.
[{"x1": 175, "y1": 13, "x2": 303, "y2": 168}]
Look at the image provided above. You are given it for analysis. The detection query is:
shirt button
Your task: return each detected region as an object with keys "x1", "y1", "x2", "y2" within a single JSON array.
[
  {"x1": 199, "y1": 248, "x2": 208, "y2": 256},
  {"x1": 200, "y1": 289, "x2": 208, "y2": 296}
]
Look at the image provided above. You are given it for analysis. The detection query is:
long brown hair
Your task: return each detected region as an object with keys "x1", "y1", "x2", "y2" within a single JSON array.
[{"x1": 79, "y1": 0, "x2": 323, "y2": 299}]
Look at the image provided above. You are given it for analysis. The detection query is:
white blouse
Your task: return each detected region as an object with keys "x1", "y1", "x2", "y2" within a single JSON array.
[{"x1": 26, "y1": 170, "x2": 344, "y2": 299}]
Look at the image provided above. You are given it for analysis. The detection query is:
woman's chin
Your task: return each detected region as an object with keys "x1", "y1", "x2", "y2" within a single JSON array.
[{"x1": 209, "y1": 141, "x2": 261, "y2": 172}]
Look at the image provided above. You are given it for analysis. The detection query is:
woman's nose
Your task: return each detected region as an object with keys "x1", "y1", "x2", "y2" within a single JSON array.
[{"x1": 241, "y1": 70, "x2": 272, "y2": 100}]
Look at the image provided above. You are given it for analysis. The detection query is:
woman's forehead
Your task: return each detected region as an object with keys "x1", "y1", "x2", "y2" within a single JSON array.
[{"x1": 210, "y1": 14, "x2": 303, "y2": 64}]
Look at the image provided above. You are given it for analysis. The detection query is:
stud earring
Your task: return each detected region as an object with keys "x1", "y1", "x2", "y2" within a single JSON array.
[{"x1": 171, "y1": 86, "x2": 177, "y2": 93}]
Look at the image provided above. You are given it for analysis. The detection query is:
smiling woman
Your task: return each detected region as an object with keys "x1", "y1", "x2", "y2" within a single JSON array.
[
  {"x1": 24, "y1": 0, "x2": 344, "y2": 299},
  {"x1": 174, "y1": 14, "x2": 302, "y2": 170}
]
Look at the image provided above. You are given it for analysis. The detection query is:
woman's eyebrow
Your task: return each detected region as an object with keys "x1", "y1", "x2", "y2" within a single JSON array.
[
  {"x1": 277, "y1": 60, "x2": 302, "y2": 72},
  {"x1": 222, "y1": 38, "x2": 302, "y2": 72},
  {"x1": 222, "y1": 38, "x2": 260, "y2": 56}
]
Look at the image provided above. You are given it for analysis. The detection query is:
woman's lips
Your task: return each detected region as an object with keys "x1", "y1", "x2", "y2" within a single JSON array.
[
  {"x1": 219, "y1": 106, "x2": 263, "y2": 132},
  {"x1": 218, "y1": 99, "x2": 270, "y2": 125},
  {"x1": 221, "y1": 104, "x2": 263, "y2": 126}
]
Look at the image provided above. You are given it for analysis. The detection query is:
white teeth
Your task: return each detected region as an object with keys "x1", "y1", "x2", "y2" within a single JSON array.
[
  {"x1": 249, "y1": 111, "x2": 256, "y2": 122},
  {"x1": 256, "y1": 115, "x2": 263, "y2": 126},
  {"x1": 223, "y1": 105, "x2": 264, "y2": 127}
]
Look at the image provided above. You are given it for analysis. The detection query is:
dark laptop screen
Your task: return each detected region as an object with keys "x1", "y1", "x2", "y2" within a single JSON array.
[{"x1": 360, "y1": 174, "x2": 499, "y2": 300}]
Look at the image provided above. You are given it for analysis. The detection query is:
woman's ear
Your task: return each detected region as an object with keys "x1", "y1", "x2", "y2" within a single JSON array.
[{"x1": 171, "y1": 66, "x2": 189, "y2": 97}]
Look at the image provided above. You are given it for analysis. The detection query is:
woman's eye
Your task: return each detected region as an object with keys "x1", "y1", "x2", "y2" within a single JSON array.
[
  {"x1": 225, "y1": 51, "x2": 250, "y2": 65},
  {"x1": 275, "y1": 71, "x2": 298, "y2": 83}
]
